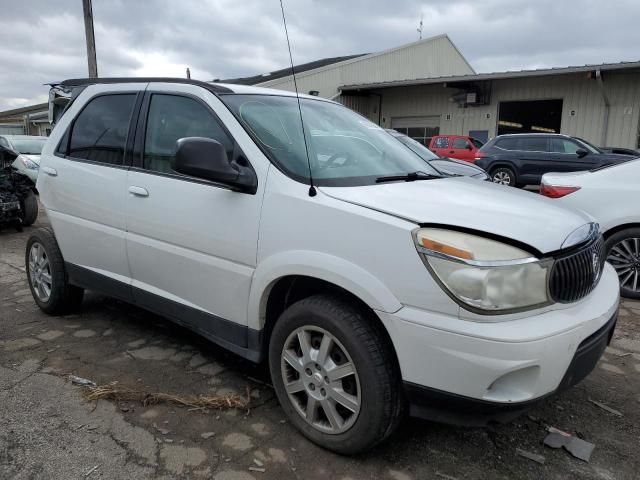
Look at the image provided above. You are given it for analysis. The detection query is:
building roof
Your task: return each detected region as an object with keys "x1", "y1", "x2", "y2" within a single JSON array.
[
  {"x1": 256, "y1": 34, "x2": 475, "y2": 88},
  {"x1": 340, "y1": 60, "x2": 640, "y2": 91},
  {"x1": 0, "y1": 102, "x2": 48, "y2": 120},
  {"x1": 217, "y1": 54, "x2": 366, "y2": 86}
]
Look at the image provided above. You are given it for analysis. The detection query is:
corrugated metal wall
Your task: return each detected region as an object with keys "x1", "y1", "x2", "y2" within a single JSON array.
[
  {"x1": 257, "y1": 35, "x2": 474, "y2": 98},
  {"x1": 379, "y1": 70, "x2": 640, "y2": 148}
]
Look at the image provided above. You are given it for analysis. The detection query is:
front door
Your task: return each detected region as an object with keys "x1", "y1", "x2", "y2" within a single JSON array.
[
  {"x1": 548, "y1": 137, "x2": 599, "y2": 172},
  {"x1": 125, "y1": 84, "x2": 265, "y2": 343},
  {"x1": 449, "y1": 137, "x2": 474, "y2": 161}
]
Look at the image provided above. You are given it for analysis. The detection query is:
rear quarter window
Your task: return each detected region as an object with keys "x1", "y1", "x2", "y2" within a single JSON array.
[{"x1": 433, "y1": 137, "x2": 449, "y2": 148}]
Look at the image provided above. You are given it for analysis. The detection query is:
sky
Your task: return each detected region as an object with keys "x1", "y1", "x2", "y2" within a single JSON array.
[{"x1": 1, "y1": 0, "x2": 639, "y2": 111}]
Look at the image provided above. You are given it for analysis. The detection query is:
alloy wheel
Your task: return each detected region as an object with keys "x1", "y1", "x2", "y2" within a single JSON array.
[
  {"x1": 28, "y1": 242, "x2": 52, "y2": 302},
  {"x1": 280, "y1": 326, "x2": 361, "y2": 434},
  {"x1": 493, "y1": 171, "x2": 512, "y2": 185},
  {"x1": 607, "y1": 237, "x2": 640, "y2": 293}
]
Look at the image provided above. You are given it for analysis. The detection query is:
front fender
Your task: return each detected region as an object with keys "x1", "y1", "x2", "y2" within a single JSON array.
[{"x1": 248, "y1": 250, "x2": 402, "y2": 331}]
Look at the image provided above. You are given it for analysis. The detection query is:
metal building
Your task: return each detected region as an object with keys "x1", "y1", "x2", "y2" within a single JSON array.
[{"x1": 225, "y1": 35, "x2": 640, "y2": 150}]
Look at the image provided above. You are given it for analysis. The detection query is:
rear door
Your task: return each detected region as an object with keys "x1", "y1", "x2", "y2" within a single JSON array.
[
  {"x1": 37, "y1": 84, "x2": 144, "y2": 298},
  {"x1": 430, "y1": 136, "x2": 450, "y2": 157},
  {"x1": 549, "y1": 137, "x2": 599, "y2": 172},
  {"x1": 516, "y1": 136, "x2": 551, "y2": 184},
  {"x1": 124, "y1": 83, "x2": 267, "y2": 343}
]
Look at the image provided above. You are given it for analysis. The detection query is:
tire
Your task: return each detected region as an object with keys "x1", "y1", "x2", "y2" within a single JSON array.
[
  {"x1": 19, "y1": 192, "x2": 38, "y2": 226},
  {"x1": 605, "y1": 228, "x2": 640, "y2": 299},
  {"x1": 268, "y1": 293, "x2": 404, "y2": 455},
  {"x1": 25, "y1": 227, "x2": 84, "y2": 314},
  {"x1": 491, "y1": 167, "x2": 517, "y2": 187}
]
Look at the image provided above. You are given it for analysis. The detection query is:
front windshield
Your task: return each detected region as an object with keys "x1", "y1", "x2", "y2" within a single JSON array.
[
  {"x1": 392, "y1": 133, "x2": 439, "y2": 161},
  {"x1": 10, "y1": 138, "x2": 46, "y2": 155},
  {"x1": 221, "y1": 94, "x2": 440, "y2": 186}
]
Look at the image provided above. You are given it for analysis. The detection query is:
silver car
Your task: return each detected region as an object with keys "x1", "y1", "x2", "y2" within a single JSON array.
[{"x1": 0, "y1": 135, "x2": 47, "y2": 182}]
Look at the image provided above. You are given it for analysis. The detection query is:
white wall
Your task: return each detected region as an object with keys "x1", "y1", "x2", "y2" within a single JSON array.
[
  {"x1": 378, "y1": 70, "x2": 640, "y2": 148},
  {"x1": 257, "y1": 35, "x2": 474, "y2": 99}
]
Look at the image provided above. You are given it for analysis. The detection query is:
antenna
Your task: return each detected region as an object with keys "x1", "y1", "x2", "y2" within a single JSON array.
[
  {"x1": 279, "y1": 0, "x2": 316, "y2": 197},
  {"x1": 417, "y1": 13, "x2": 423, "y2": 40}
]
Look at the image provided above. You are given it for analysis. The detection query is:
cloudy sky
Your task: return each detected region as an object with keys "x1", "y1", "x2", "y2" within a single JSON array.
[{"x1": 1, "y1": 0, "x2": 639, "y2": 111}]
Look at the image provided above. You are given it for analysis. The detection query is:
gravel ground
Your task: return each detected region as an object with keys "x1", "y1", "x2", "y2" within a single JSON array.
[{"x1": 1, "y1": 211, "x2": 639, "y2": 480}]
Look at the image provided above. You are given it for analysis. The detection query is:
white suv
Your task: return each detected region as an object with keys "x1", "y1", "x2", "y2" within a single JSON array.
[{"x1": 28, "y1": 78, "x2": 619, "y2": 454}]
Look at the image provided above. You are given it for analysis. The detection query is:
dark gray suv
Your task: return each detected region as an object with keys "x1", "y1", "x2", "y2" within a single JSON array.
[{"x1": 475, "y1": 134, "x2": 634, "y2": 187}]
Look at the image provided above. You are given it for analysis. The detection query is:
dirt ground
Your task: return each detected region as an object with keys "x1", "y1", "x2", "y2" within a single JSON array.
[{"x1": 1, "y1": 211, "x2": 639, "y2": 480}]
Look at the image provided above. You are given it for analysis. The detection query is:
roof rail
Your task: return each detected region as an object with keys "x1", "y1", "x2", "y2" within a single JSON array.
[{"x1": 59, "y1": 77, "x2": 233, "y2": 94}]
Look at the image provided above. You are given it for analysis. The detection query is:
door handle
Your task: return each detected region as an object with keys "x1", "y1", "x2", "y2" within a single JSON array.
[
  {"x1": 128, "y1": 186, "x2": 149, "y2": 197},
  {"x1": 41, "y1": 167, "x2": 57, "y2": 177}
]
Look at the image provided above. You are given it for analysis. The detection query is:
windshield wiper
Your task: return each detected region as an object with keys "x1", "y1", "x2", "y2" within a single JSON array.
[{"x1": 376, "y1": 171, "x2": 441, "y2": 183}]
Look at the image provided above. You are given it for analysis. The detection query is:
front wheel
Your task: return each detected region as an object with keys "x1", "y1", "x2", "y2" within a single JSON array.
[
  {"x1": 491, "y1": 167, "x2": 516, "y2": 187},
  {"x1": 19, "y1": 191, "x2": 38, "y2": 226},
  {"x1": 268, "y1": 294, "x2": 404, "y2": 455},
  {"x1": 605, "y1": 228, "x2": 640, "y2": 299}
]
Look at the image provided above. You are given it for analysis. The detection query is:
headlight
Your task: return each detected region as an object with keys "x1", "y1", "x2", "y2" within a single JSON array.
[
  {"x1": 19, "y1": 156, "x2": 39, "y2": 170},
  {"x1": 414, "y1": 228, "x2": 551, "y2": 314}
]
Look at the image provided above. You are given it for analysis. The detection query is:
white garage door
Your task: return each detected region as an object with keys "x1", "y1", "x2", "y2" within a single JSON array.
[
  {"x1": 391, "y1": 116, "x2": 440, "y2": 145},
  {"x1": 0, "y1": 124, "x2": 24, "y2": 135}
]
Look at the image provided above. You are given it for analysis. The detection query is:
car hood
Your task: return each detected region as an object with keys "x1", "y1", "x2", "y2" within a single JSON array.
[
  {"x1": 583, "y1": 152, "x2": 634, "y2": 164},
  {"x1": 319, "y1": 177, "x2": 592, "y2": 254},
  {"x1": 428, "y1": 158, "x2": 486, "y2": 178}
]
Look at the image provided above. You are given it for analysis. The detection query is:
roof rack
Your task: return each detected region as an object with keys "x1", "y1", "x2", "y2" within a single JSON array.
[{"x1": 59, "y1": 77, "x2": 233, "y2": 94}]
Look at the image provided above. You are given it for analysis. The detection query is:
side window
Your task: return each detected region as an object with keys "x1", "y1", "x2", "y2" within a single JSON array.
[
  {"x1": 143, "y1": 94, "x2": 233, "y2": 174},
  {"x1": 550, "y1": 138, "x2": 581, "y2": 154},
  {"x1": 520, "y1": 137, "x2": 548, "y2": 152},
  {"x1": 452, "y1": 138, "x2": 469, "y2": 149},
  {"x1": 68, "y1": 94, "x2": 136, "y2": 165},
  {"x1": 496, "y1": 137, "x2": 519, "y2": 150},
  {"x1": 434, "y1": 137, "x2": 449, "y2": 148}
]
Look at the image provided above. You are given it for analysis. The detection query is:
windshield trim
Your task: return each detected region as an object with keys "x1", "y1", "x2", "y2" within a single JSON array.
[{"x1": 219, "y1": 93, "x2": 442, "y2": 187}]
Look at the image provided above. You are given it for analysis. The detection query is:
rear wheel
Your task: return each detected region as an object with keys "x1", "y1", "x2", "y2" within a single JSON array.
[
  {"x1": 491, "y1": 167, "x2": 516, "y2": 187},
  {"x1": 25, "y1": 228, "x2": 84, "y2": 314},
  {"x1": 605, "y1": 228, "x2": 640, "y2": 299},
  {"x1": 19, "y1": 191, "x2": 38, "y2": 226},
  {"x1": 268, "y1": 293, "x2": 404, "y2": 454}
]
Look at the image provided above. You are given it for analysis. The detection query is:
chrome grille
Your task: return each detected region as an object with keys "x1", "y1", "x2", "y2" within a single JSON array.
[{"x1": 549, "y1": 236, "x2": 606, "y2": 303}]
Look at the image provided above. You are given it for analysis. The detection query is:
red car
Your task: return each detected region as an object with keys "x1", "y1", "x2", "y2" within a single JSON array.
[{"x1": 429, "y1": 135, "x2": 484, "y2": 162}]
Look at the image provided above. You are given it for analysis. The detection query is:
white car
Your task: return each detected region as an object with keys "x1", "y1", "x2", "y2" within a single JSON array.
[
  {"x1": 541, "y1": 158, "x2": 640, "y2": 298},
  {"x1": 0, "y1": 135, "x2": 47, "y2": 182},
  {"x1": 29, "y1": 78, "x2": 619, "y2": 454}
]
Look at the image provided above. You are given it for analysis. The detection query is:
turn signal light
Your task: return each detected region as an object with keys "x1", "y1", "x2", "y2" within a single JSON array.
[
  {"x1": 420, "y1": 237, "x2": 474, "y2": 260},
  {"x1": 540, "y1": 184, "x2": 580, "y2": 198}
]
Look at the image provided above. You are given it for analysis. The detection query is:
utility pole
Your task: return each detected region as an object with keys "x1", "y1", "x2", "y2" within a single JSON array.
[{"x1": 82, "y1": 0, "x2": 98, "y2": 77}]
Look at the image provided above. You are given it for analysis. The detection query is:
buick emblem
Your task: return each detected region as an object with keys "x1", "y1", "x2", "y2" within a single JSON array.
[{"x1": 592, "y1": 251, "x2": 601, "y2": 280}]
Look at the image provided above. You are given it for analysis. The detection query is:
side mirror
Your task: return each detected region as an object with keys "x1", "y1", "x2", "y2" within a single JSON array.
[
  {"x1": 576, "y1": 148, "x2": 588, "y2": 158},
  {"x1": 172, "y1": 137, "x2": 257, "y2": 193}
]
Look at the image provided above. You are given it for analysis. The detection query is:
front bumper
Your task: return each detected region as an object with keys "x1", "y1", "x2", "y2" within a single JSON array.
[
  {"x1": 376, "y1": 262, "x2": 620, "y2": 425},
  {"x1": 403, "y1": 312, "x2": 616, "y2": 425}
]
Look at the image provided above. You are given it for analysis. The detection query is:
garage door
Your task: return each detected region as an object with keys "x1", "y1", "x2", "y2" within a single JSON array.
[
  {"x1": 0, "y1": 124, "x2": 24, "y2": 135},
  {"x1": 391, "y1": 116, "x2": 440, "y2": 145}
]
